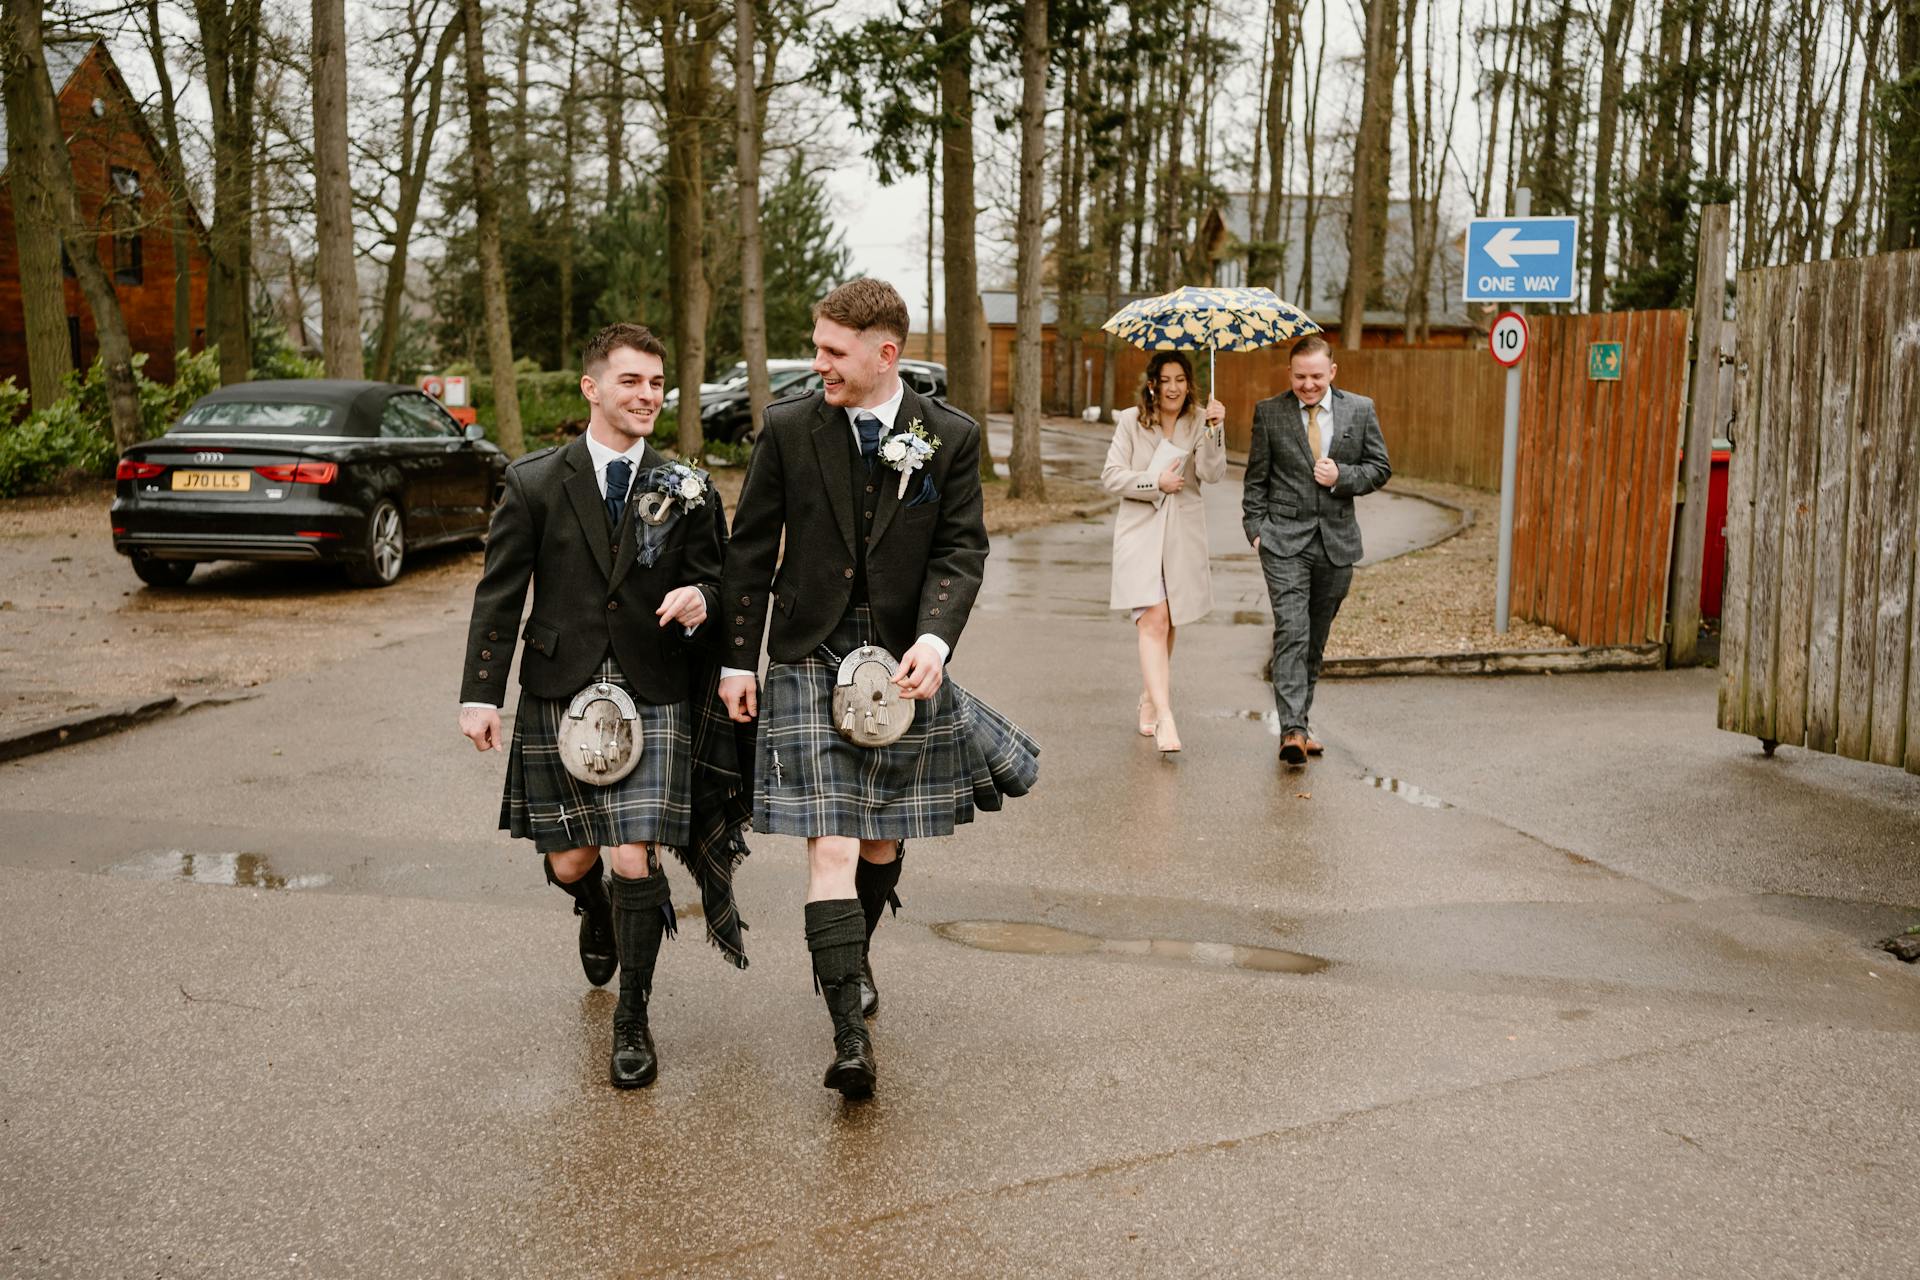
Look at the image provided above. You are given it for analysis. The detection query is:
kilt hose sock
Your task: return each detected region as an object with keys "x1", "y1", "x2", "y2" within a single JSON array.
[
  {"x1": 610, "y1": 869, "x2": 675, "y2": 1025},
  {"x1": 805, "y1": 900, "x2": 868, "y2": 1024},
  {"x1": 855, "y1": 843, "x2": 905, "y2": 950}
]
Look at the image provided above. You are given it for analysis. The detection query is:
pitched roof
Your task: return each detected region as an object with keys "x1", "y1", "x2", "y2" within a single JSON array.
[
  {"x1": 0, "y1": 38, "x2": 94, "y2": 169},
  {"x1": 1205, "y1": 192, "x2": 1472, "y2": 329}
]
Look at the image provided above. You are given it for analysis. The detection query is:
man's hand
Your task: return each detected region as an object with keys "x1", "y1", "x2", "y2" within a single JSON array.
[
  {"x1": 718, "y1": 674, "x2": 758, "y2": 722},
  {"x1": 1251, "y1": 535, "x2": 1260, "y2": 552},
  {"x1": 459, "y1": 706, "x2": 503, "y2": 752},
  {"x1": 1156, "y1": 461, "x2": 1186, "y2": 494},
  {"x1": 1313, "y1": 457, "x2": 1339, "y2": 489},
  {"x1": 893, "y1": 642, "x2": 945, "y2": 700},
  {"x1": 656, "y1": 585, "x2": 708, "y2": 629}
]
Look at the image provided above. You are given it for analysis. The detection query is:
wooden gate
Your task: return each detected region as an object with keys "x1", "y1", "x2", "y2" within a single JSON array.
[
  {"x1": 1718, "y1": 251, "x2": 1920, "y2": 773},
  {"x1": 1511, "y1": 311, "x2": 1692, "y2": 646}
]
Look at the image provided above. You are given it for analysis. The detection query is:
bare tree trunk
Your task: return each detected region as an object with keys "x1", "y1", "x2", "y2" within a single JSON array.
[
  {"x1": 605, "y1": 9, "x2": 626, "y2": 206},
  {"x1": 460, "y1": 0, "x2": 525, "y2": 454},
  {"x1": 3, "y1": 0, "x2": 140, "y2": 446},
  {"x1": 1, "y1": 5, "x2": 73, "y2": 409},
  {"x1": 143, "y1": 0, "x2": 196, "y2": 361},
  {"x1": 374, "y1": 16, "x2": 458, "y2": 381},
  {"x1": 938, "y1": 0, "x2": 993, "y2": 479},
  {"x1": 312, "y1": 0, "x2": 362, "y2": 377},
  {"x1": 1056, "y1": 41, "x2": 1085, "y2": 413},
  {"x1": 1299, "y1": 0, "x2": 1327, "y2": 307},
  {"x1": 1588, "y1": 0, "x2": 1632, "y2": 309},
  {"x1": 1255, "y1": 0, "x2": 1299, "y2": 289},
  {"x1": 732, "y1": 0, "x2": 771, "y2": 432},
  {"x1": 1889, "y1": 0, "x2": 1920, "y2": 250},
  {"x1": 1340, "y1": 0, "x2": 1399, "y2": 350},
  {"x1": 193, "y1": 0, "x2": 262, "y2": 384},
  {"x1": 656, "y1": 0, "x2": 721, "y2": 460},
  {"x1": 1151, "y1": 9, "x2": 1196, "y2": 290},
  {"x1": 1009, "y1": 0, "x2": 1048, "y2": 500},
  {"x1": 925, "y1": 148, "x2": 936, "y2": 362}
]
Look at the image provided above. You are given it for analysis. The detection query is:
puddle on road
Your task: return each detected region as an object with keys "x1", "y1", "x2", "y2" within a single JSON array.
[
  {"x1": 107, "y1": 849, "x2": 333, "y2": 891},
  {"x1": 1364, "y1": 774, "x2": 1453, "y2": 809},
  {"x1": 1212, "y1": 709, "x2": 1283, "y2": 736},
  {"x1": 933, "y1": 920, "x2": 1328, "y2": 975}
]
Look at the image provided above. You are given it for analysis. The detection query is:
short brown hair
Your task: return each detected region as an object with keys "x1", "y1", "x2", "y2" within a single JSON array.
[
  {"x1": 583, "y1": 323, "x2": 667, "y2": 377},
  {"x1": 1290, "y1": 334, "x2": 1333, "y2": 362},
  {"x1": 812, "y1": 278, "x2": 911, "y2": 345}
]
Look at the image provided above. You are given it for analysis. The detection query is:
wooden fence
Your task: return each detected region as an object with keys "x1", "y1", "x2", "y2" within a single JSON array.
[
  {"x1": 1718, "y1": 250, "x2": 1920, "y2": 773},
  {"x1": 1510, "y1": 310, "x2": 1692, "y2": 647},
  {"x1": 992, "y1": 327, "x2": 1505, "y2": 488}
]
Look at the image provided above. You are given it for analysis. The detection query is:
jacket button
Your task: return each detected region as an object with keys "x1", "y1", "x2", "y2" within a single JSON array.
[
  {"x1": 733, "y1": 637, "x2": 745, "y2": 647},
  {"x1": 607, "y1": 600, "x2": 619, "y2": 610},
  {"x1": 740, "y1": 595, "x2": 750, "y2": 605},
  {"x1": 929, "y1": 608, "x2": 940, "y2": 617},
  {"x1": 734, "y1": 615, "x2": 745, "y2": 625},
  {"x1": 477, "y1": 670, "x2": 489, "y2": 680},
  {"x1": 866, "y1": 484, "x2": 876, "y2": 494},
  {"x1": 940, "y1": 578, "x2": 951, "y2": 587},
  {"x1": 937, "y1": 593, "x2": 948, "y2": 602},
  {"x1": 864, "y1": 510, "x2": 873, "y2": 519},
  {"x1": 480, "y1": 649, "x2": 492, "y2": 660},
  {"x1": 487, "y1": 630, "x2": 499, "y2": 641},
  {"x1": 843, "y1": 567, "x2": 855, "y2": 579}
]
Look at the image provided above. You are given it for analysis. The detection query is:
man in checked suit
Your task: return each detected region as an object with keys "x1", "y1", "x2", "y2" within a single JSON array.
[
  {"x1": 717, "y1": 277, "x2": 988, "y2": 1100},
  {"x1": 1242, "y1": 334, "x2": 1392, "y2": 766}
]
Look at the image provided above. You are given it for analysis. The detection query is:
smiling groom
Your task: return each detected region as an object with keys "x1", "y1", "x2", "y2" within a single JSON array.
[{"x1": 717, "y1": 278, "x2": 988, "y2": 1100}]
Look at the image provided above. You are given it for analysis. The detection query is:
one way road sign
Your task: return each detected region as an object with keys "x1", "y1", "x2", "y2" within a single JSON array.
[{"x1": 1462, "y1": 216, "x2": 1579, "y2": 302}]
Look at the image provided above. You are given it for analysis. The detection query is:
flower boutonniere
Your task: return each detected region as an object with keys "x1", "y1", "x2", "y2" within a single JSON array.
[
  {"x1": 879, "y1": 418, "x2": 941, "y2": 498},
  {"x1": 638, "y1": 461, "x2": 711, "y2": 525}
]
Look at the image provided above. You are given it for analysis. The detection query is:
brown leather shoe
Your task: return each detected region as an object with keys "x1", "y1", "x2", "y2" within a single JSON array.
[
  {"x1": 1304, "y1": 736, "x2": 1324, "y2": 756},
  {"x1": 1279, "y1": 732, "x2": 1308, "y2": 765}
]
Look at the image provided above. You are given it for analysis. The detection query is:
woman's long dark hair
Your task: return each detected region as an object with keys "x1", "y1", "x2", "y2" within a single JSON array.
[{"x1": 1137, "y1": 350, "x2": 1197, "y2": 425}]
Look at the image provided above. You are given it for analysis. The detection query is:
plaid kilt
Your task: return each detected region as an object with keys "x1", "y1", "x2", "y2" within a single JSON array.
[
  {"x1": 756, "y1": 607, "x2": 971, "y2": 839},
  {"x1": 501, "y1": 655, "x2": 693, "y2": 853}
]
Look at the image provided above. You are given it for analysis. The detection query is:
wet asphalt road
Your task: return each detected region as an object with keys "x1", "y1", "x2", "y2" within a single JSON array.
[{"x1": 2, "y1": 454, "x2": 1917, "y2": 1277}]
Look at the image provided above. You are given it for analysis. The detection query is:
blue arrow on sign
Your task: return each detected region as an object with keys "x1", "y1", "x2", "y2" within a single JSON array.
[{"x1": 1462, "y1": 216, "x2": 1580, "y2": 303}]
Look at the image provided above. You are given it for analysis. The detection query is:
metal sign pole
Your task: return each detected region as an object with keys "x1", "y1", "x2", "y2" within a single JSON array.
[{"x1": 1493, "y1": 187, "x2": 1531, "y2": 635}]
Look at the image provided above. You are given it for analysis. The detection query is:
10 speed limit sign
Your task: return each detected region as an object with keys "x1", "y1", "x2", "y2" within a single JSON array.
[{"x1": 1489, "y1": 311, "x2": 1529, "y2": 367}]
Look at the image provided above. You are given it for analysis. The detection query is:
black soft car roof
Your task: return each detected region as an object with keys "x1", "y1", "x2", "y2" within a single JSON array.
[{"x1": 182, "y1": 380, "x2": 406, "y2": 437}]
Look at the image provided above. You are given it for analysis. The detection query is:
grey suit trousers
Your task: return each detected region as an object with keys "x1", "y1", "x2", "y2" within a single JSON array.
[{"x1": 1261, "y1": 530, "x2": 1351, "y2": 736}]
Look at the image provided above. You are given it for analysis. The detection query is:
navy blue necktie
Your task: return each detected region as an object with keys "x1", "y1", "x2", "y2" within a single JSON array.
[
  {"x1": 855, "y1": 413, "x2": 883, "y2": 472},
  {"x1": 604, "y1": 457, "x2": 632, "y2": 530}
]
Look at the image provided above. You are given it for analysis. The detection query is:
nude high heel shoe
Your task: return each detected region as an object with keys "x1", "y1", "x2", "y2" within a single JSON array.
[
  {"x1": 1138, "y1": 691, "x2": 1157, "y2": 737},
  {"x1": 1154, "y1": 711, "x2": 1182, "y2": 755}
]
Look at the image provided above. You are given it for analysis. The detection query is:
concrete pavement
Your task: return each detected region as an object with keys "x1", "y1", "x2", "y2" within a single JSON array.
[{"x1": 2, "y1": 458, "x2": 1917, "y2": 1277}]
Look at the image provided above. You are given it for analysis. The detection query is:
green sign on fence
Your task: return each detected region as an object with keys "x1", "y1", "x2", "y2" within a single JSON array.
[{"x1": 1589, "y1": 342, "x2": 1624, "y2": 381}]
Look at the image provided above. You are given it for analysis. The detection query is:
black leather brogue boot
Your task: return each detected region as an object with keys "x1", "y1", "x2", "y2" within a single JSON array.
[
  {"x1": 805, "y1": 899, "x2": 875, "y2": 1099},
  {"x1": 608, "y1": 868, "x2": 673, "y2": 1088},
  {"x1": 854, "y1": 845, "x2": 904, "y2": 1018},
  {"x1": 548, "y1": 855, "x2": 617, "y2": 987}
]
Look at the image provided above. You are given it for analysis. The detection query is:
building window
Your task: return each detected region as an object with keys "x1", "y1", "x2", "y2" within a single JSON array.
[{"x1": 109, "y1": 167, "x2": 143, "y2": 285}]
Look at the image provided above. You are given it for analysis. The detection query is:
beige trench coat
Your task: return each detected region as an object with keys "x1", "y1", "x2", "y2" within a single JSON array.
[{"x1": 1102, "y1": 405, "x2": 1228, "y2": 626}]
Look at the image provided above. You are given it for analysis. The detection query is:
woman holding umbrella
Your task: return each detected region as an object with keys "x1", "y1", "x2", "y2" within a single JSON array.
[{"x1": 1101, "y1": 351, "x2": 1227, "y2": 754}]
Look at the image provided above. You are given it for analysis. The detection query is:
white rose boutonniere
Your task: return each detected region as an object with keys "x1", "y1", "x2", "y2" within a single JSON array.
[
  {"x1": 882, "y1": 418, "x2": 941, "y2": 498},
  {"x1": 639, "y1": 461, "x2": 710, "y2": 524}
]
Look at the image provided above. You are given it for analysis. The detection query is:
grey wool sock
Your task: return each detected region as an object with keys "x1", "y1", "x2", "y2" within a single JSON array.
[{"x1": 610, "y1": 870, "x2": 673, "y2": 1025}]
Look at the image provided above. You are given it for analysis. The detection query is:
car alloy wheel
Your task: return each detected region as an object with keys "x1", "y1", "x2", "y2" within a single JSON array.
[{"x1": 346, "y1": 499, "x2": 405, "y2": 587}]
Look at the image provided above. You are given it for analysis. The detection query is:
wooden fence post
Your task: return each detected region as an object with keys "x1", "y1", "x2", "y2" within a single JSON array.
[{"x1": 1668, "y1": 203, "x2": 1731, "y2": 665}]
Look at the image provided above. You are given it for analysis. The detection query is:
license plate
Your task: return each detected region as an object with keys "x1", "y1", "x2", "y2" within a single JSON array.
[{"x1": 171, "y1": 470, "x2": 251, "y2": 492}]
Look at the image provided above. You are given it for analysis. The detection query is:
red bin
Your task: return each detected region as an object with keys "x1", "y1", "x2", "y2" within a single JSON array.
[{"x1": 1700, "y1": 440, "x2": 1732, "y2": 620}]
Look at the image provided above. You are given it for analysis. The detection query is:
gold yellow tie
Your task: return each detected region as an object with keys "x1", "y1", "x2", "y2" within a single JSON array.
[{"x1": 1306, "y1": 404, "x2": 1323, "y2": 459}]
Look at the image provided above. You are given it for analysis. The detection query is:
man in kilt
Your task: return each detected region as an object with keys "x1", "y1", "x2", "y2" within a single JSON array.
[
  {"x1": 718, "y1": 278, "x2": 989, "y2": 1100},
  {"x1": 459, "y1": 323, "x2": 725, "y2": 1089}
]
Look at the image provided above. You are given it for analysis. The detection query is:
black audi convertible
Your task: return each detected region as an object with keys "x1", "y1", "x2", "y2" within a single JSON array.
[{"x1": 111, "y1": 380, "x2": 508, "y2": 587}]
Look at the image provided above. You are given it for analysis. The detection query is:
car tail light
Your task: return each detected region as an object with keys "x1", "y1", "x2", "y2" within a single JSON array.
[
  {"x1": 295, "y1": 530, "x2": 343, "y2": 539},
  {"x1": 116, "y1": 460, "x2": 165, "y2": 480},
  {"x1": 254, "y1": 462, "x2": 338, "y2": 484}
]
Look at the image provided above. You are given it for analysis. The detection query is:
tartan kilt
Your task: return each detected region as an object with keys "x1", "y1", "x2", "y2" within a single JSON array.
[
  {"x1": 501, "y1": 654, "x2": 693, "y2": 854},
  {"x1": 755, "y1": 606, "x2": 971, "y2": 840}
]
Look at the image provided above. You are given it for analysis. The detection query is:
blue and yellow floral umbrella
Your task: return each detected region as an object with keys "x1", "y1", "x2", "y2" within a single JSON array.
[{"x1": 1101, "y1": 285, "x2": 1321, "y2": 387}]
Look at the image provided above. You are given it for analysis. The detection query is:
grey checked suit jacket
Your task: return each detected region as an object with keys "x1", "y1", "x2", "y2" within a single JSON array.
[{"x1": 1240, "y1": 388, "x2": 1392, "y2": 567}]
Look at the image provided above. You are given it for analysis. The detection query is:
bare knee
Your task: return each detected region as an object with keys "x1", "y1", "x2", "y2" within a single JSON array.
[
  {"x1": 858, "y1": 839, "x2": 900, "y2": 865},
  {"x1": 607, "y1": 841, "x2": 654, "y2": 879},
  {"x1": 546, "y1": 846, "x2": 599, "y2": 883},
  {"x1": 1136, "y1": 605, "x2": 1170, "y2": 640},
  {"x1": 810, "y1": 836, "x2": 859, "y2": 879}
]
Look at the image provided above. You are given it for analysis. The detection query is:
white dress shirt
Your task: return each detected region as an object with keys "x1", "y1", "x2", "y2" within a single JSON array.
[{"x1": 720, "y1": 375, "x2": 949, "y2": 680}]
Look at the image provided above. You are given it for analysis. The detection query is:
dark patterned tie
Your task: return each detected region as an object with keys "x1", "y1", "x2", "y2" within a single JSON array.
[
  {"x1": 855, "y1": 413, "x2": 883, "y2": 473},
  {"x1": 604, "y1": 457, "x2": 632, "y2": 530}
]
